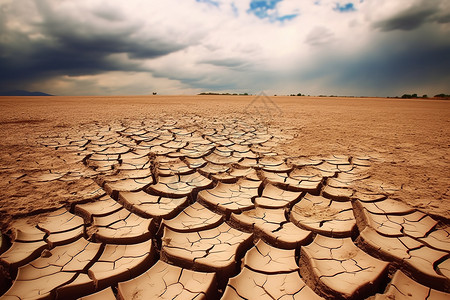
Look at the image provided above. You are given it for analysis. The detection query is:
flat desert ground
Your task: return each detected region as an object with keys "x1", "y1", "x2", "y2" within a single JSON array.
[{"x1": 0, "y1": 95, "x2": 449, "y2": 299}]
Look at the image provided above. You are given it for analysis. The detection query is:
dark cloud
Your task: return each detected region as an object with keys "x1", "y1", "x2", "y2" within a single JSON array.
[
  {"x1": 201, "y1": 58, "x2": 248, "y2": 68},
  {"x1": 301, "y1": 29, "x2": 450, "y2": 96},
  {"x1": 0, "y1": 1, "x2": 186, "y2": 92},
  {"x1": 373, "y1": 5, "x2": 437, "y2": 31}
]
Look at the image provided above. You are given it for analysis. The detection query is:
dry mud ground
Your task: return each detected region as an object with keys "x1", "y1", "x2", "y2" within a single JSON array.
[{"x1": 0, "y1": 95, "x2": 448, "y2": 299}]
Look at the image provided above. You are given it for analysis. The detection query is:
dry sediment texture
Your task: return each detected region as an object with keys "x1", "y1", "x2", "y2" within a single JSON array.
[{"x1": 0, "y1": 96, "x2": 449, "y2": 299}]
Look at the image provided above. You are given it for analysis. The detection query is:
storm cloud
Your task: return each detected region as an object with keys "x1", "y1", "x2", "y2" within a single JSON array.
[{"x1": 0, "y1": 0, "x2": 449, "y2": 96}]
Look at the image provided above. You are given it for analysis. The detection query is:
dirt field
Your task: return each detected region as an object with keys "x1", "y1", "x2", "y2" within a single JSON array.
[
  {"x1": 1, "y1": 96, "x2": 448, "y2": 220},
  {"x1": 0, "y1": 95, "x2": 449, "y2": 299}
]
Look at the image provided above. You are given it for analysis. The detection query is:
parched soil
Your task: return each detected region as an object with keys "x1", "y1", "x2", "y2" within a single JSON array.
[{"x1": 0, "y1": 95, "x2": 448, "y2": 299}]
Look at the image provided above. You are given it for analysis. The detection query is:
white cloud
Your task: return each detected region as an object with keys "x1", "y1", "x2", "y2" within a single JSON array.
[{"x1": 1, "y1": 0, "x2": 449, "y2": 96}]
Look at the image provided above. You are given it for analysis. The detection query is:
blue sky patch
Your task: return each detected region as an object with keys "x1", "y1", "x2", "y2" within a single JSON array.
[
  {"x1": 247, "y1": 0, "x2": 298, "y2": 22},
  {"x1": 196, "y1": 0, "x2": 220, "y2": 7},
  {"x1": 334, "y1": 3, "x2": 356, "y2": 13}
]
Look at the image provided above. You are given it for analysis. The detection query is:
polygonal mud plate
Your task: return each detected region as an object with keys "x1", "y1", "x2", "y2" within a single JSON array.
[
  {"x1": 197, "y1": 179, "x2": 261, "y2": 216},
  {"x1": 354, "y1": 198, "x2": 414, "y2": 215},
  {"x1": 155, "y1": 157, "x2": 193, "y2": 176},
  {"x1": 357, "y1": 208, "x2": 437, "y2": 238},
  {"x1": 103, "y1": 176, "x2": 154, "y2": 198},
  {"x1": 204, "y1": 152, "x2": 241, "y2": 165},
  {"x1": 222, "y1": 267, "x2": 323, "y2": 300},
  {"x1": 242, "y1": 239, "x2": 298, "y2": 274},
  {"x1": 0, "y1": 240, "x2": 48, "y2": 270},
  {"x1": 261, "y1": 170, "x2": 322, "y2": 193},
  {"x1": 230, "y1": 207, "x2": 312, "y2": 249},
  {"x1": 161, "y1": 202, "x2": 224, "y2": 233},
  {"x1": 419, "y1": 226, "x2": 450, "y2": 252},
  {"x1": 75, "y1": 195, "x2": 123, "y2": 222},
  {"x1": 92, "y1": 208, "x2": 154, "y2": 244},
  {"x1": 374, "y1": 270, "x2": 450, "y2": 300},
  {"x1": 148, "y1": 172, "x2": 212, "y2": 198},
  {"x1": 117, "y1": 260, "x2": 217, "y2": 299},
  {"x1": 2, "y1": 238, "x2": 101, "y2": 300},
  {"x1": 258, "y1": 157, "x2": 291, "y2": 173},
  {"x1": 118, "y1": 190, "x2": 188, "y2": 220},
  {"x1": 300, "y1": 235, "x2": 389, "y2": 299},
  {"x1": 357, "y1": 228, "x2": 449, "y2": 292},
  {"x1": 254, "y1": 183, "x2": 301, "y2": 208},
  {"x1": 88, "y1": 239, "x2": 154, "y2": 290},
  {"x1": 118, "y1": 157, "x2": 151, "y2": 170},
  {"x1": 38, "y1": 208, "x2": 85, "y2": 247},
  {"x1": 288, "y1": 156, "x2": 323, "y2": 167},
  {"x1": 183, "y1": 157, "x2": 207, "y2": 169},
  {"x1": 290, "y1": 194, "x2": 356, "y2": 238},
  {"x1": 198, "y1": 163, "x2": 231, "y2": 177},
  {"x1": 161, "y1": 223, "x2": 253, "y2": 283},
  {"x1": 322, "y1": 185, "x2": 354, "y2": 201}
]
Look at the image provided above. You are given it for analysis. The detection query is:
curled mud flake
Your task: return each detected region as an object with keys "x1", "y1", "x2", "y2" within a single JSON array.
[
  {"x1": 148, "y1": 172, "x2": 212, "y2": 198},
  {"x1": 261, "y1": 169, "x2": 322, "y2": 194},
  {"x1": 312, "y1": 162, "x2": 341, "y2": 177},
  {"x1": 162, "y1": 140, "x2": 188, "y2": 150},
  {"x1": 97, "y1": 169, "x2": 152, "y2": 185},
  {"x1": 148, "y1": 145, "x2": 176, "y2": 156},
  {"x1": 419, "y1": 227, "x2": 450, "y2": 252},
  {"x1": 161, "y1": 202, "x2": 224, "y2": 233},
  {"x1": 118, "y1": 157, "x2": 151, "y2": 171},
  {"x1": 374, "y1": 270, "x2": 450, "y2": 300},
  {"x1": 223, "y1": 267, "x2": 323, "y2": 300},
  {"x1": 88, "y1": 240, "x2": 154, "y2": 290},
  {"x1": 118, "y1": 190, "x2": 188, "y2": 220},
  {"x1": 237, "y1": 157, "x2": 259, "y2": 168},
  {"x1": 92, "y1": 208, "x2": 154, "y2": 244},
  {"x1": 255, "y1": 183, "x2": 301, "y2": 208},
  {"x1": 184, "y1": 157, "x2": 207, "y2": 169},
  {"x1": 300, "y1": 235, "x2": 389, "y2": 300},
  {"x1": 37, "y1": 208, "x2": 85, "y2": 247},
  {"x1": 198, "y1": 179, "x2": 261, "y2": 216},
  {"x1": 160, "y1": 223, "x2": 253, "y2": 284},
  {"x1": 155, "y1": 157, "x2": 193, "y2": 176},
  {"x1": 288, "y1": 156, "x2": 323, "y2": 167},
  {"x1": 258, "y1": 157, "x2": 291, "y2": 173},
  {"x1": 117, "y1": 260, "x2": 217, "y2": 300},
  {"x1": 198, "y1": 163, "x2": 231, "y2": 177},
  {"x1": 204, "y1": 152, "x2": 241, "y2": 165},
  {"x1": 351, "y1": 157, "x2": 372, "y2": 167},
  {"x1": 357, "y1": 228, "x2": 449, "y2": 292},
  {"x1": 103, "y1": 176, "x2": 153, "y2": 198},
  {"x1": 352, "y1": 191, "x2": 387, "y2": 202},
  {"x1": 0, "y1": 240, "x2": 48, "y2": 270},
  {"x1": 231, "y1": 207, "x2": 312, "y2": 249},
  {"x1": 9, "y1": 219, "x2": 46, "y2": 243},
  {"x1": 356, "y1": 207, "x2": 437, "y2": 238},
  {"x1": 322, "y1": 185, "x2": 354, "y2": 202},
  {"x1": 290, "y1": 194, "x2": 356, "y2": 238},
  {"x1": 243, "y1": 239, "x2": 298, "y2": 274},
  {"x1": 355, "y1": 198, "x2": 414, "y2": 215},
  {"x1": 437, "y1": 258, "x2": 450, "y2": 280},
  {"x1": 75, "y1": 194, "x2": 123, "y2": 222},
  {"x1": 2, "y1": 238, "x2": 101, "y2": 300}
]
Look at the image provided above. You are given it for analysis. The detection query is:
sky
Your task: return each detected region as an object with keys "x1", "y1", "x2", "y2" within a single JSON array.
[{"x1": 0, "y1": 0, "x2": 449, "y2": 96}]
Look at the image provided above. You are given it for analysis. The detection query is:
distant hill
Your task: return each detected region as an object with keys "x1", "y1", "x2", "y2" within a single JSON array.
[{"x1": 0, "y1": 90, "x2": 53, "y2": 96}]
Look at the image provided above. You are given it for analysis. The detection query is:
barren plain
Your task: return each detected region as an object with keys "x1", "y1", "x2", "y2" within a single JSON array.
[{"x1": 0, "y1": 95, "x2": 449, "y2": 299}]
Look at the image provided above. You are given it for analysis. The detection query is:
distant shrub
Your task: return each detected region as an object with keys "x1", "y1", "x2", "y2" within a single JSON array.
[{"x1": 434, "y1": 93, "x2": 450, "y2": 98}]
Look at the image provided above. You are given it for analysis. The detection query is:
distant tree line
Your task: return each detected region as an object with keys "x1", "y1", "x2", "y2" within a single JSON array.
[{"x1": 396, "y1": 93, "x2": 450, "y2": 99}]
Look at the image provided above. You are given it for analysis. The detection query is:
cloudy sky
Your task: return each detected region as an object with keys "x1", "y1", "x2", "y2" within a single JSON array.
[{"x1": 1, "y1": 0, "x2": 449, "y2": 96}]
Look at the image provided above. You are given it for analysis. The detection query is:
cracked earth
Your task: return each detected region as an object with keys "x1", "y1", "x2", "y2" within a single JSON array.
[{"x1": 0, "y1": 96, "x2": 449, "y2": 299}]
